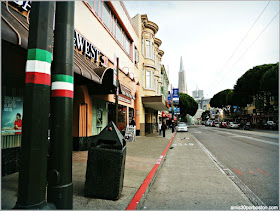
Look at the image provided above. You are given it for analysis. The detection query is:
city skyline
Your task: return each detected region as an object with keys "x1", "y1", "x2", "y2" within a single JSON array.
[{"x1": 125, "y1": 1, "x2": 279, "y2": 98}]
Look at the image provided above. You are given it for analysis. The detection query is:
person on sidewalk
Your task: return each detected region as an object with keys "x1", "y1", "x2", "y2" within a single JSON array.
[
  {"x1": 158, "y1": 122, "x2": 162, "y2": 135},
  {"x1": 162, "y1": 122, "x2": 166, "y2": 137},
  {"x1": 130, "y1": 117, "x2": 136, "y2": 127}
]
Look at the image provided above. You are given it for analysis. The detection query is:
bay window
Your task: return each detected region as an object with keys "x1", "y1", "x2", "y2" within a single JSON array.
[{"x1": 145, "y1": 40, "x2": 150, "y2": 58}]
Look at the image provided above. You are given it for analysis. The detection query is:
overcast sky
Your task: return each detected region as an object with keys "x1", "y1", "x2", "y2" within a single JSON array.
[{"x1": 124, "y1": 0, "x2": 279, "y2": 99}]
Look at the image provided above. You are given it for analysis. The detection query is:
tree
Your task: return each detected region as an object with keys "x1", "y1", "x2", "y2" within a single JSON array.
[
  {"x1": 233, "y1": 63, "x2": 276, "y2": 108},
  {"x1": 201, "y1": 110, "x2": 210, "y2": 121},
  {"x1": 210, "y1": 89, "x2": 233, "y2": 117},
  {"x1": 179, "y1": 93, "x2": 198, "y2": 118}
]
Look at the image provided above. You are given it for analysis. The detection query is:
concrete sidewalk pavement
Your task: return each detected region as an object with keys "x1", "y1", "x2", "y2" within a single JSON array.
[
  {"x1": 1, "y1": 129, "x2": 174, "y2": 210},
  {"x1": 140, "y1": 131, "x2": 253, "y2": 210}
]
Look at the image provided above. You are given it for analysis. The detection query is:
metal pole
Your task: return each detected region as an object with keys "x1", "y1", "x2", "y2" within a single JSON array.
[
  {"x1": 171, "y1": 84, "x2": 174, "y2": 133},
  {"x1": 47, "y1": 2, "x2": 75, "y2": 209},
  {"x1": 115, "y1": 58, "x2": 119, "y2": 126},
  {"x1": 14, "y1": 2, "x2": 55, "y2": 209}
]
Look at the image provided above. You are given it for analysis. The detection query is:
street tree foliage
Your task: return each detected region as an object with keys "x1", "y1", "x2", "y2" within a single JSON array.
[
  {"x1": 233, "y1": 63, "x2": 279, "y2": 108},
  {"x1": 210, "y1": 89, "x2": 233, "y2": 117},
  {"x1": 179, "y1": 92, "x2": 198, "y2": 118},
  {"x1": 201, "y1": 110, "x2": 210, "y2": 121}
]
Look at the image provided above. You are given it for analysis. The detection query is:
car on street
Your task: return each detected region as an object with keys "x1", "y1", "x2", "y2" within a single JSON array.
[
  {"x1": 227, "y1": 122, "x2": 240, "y2": 129},
  {"x1": 219, "y1": 122, "x2": 227, "y2": 128},
  {"x1": 264, "y1": 121, "x2": 277, "y2": 130},
  {"x1": 177, "y1": 122, "x2": 188, "y2": 132},
  {"x1": 205, "y1": 120, "x2": 213, "y2": 126},
  {"x1": 210, "y1": 120, "x2": 218, "y2": 127}
]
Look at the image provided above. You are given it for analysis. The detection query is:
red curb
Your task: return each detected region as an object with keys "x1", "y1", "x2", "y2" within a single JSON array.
[{"x1": 126, "y1": 132, "x2": 176, "y2": 210}]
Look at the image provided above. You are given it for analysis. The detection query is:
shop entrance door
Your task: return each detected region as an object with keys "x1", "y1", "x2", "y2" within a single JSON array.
[{"x1": 79, "y1": 103, "x2": 88, "y2": 137}]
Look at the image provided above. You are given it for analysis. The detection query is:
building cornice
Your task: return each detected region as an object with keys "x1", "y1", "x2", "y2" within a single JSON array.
[
  {"x1": 158, "y1": 49, "x2": 164, "y2": 57},
  {"x1": 154, "y1": 38, "x2": 162, "y2": 47},
  {"x1": 141, "y1": 14, "x2": 159, "y2": 34}
]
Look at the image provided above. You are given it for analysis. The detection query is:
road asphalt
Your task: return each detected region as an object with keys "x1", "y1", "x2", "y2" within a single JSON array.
[{"x1": 191, "y1": 126, "x2": 279, "y2": 207}]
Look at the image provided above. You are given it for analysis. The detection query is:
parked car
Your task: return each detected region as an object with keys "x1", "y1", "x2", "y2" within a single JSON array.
[
  {"x1": 264, "y1": 121, "x2": 277, "y2": 130},
  {"x1": 205, "y1": 120, "x2": 213, "y2": 126},
  {"x1": 227, "y1": 122, "x2": 239, "y2": 129},
  {"x1": 219, "y1": 122, "x2": 227, "y2": 128},
  {"x1": 177, "y1": 122, "x2": 188, "y2": 132},
  {"x1": 243, "y1": 122, "x2": 251, "y2": 130},
  {"x1": 210, "y1": 120, "x2": 218, "y2": 127}
]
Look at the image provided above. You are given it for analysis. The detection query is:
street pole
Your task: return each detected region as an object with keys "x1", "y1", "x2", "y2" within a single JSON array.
[
  {"x1": 171, "y1": 84, "x2": 174, "y2": 133},
  {"x1": 14, "y1": 2, "x2": 55, "y2": 209},
  {"x1": 47, "y1": 2, "x2": 74, "y2": 209},
  {"x1": 115, "y1": 58, "x2": 119, "y2": 126}
]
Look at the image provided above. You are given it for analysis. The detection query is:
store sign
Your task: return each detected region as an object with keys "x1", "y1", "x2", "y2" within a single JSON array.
[
  {"x1": 173, "y1": 88, "x2": 179, "y2": 105},
  {"x1": 74, "y1": 30, "x2": 108, "y2": 68},
  {"x1": 168, "y1": 93, "x2": 171, "y2": 105},
  {"x1": 12, "y1": 1, "x2": 32, "y2": 12},
  {"x1": 124, "y1": 125, "x2": 136, "y2": 142}
]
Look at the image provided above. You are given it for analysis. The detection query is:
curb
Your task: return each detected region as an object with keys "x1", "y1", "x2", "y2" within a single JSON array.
[{"x1": 126, "y1": 132, "x2": 177, "y2": 210}]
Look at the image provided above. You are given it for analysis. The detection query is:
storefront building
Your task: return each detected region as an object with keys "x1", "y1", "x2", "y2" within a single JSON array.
[
  {"x1": 131, "y1": 14, "x2": 169, "y2": 135},
  {"x1": 1, "y1": 0, "x2": 140, "y2": 175}
]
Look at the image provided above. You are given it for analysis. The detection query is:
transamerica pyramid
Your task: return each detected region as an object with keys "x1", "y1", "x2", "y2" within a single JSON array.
[{"x1": 178, "y1": 56, "x2": 188, "y2": 94}]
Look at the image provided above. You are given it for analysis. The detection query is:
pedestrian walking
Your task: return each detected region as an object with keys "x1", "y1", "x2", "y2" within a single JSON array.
[
  {"x1": 162, "y1": 122, "x2": 166, "y2": 138},
  {"x1": 158, "y1": 122, "x2": 162, "y2": 135},
  {"x1": 130, "y1": 117, "x2": 136, "y2": 127}
]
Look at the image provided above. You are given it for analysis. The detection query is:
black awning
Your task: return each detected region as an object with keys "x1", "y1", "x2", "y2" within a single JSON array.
[
  {"x1": 1, "y1": 2, "x2": 29, "y2": 50},
  {"x1": 1, "y1": 2, "x2": 105, "y2": 86}
]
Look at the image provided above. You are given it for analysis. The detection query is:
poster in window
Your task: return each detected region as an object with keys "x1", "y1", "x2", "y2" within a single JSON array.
[
  {"x1": 97, "y1": 108, "x2": 103, "y2": 127},
  {"x1": 1, "y1": 96, "x2": 23, "y2": 133}
]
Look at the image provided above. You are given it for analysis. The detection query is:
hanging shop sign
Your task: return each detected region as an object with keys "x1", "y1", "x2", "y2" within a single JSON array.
[
  {"x1": 74, "y1": 30, "x2": 109, "y2": 69},
  {"x1": 173, "y1": 88, "x2": 179, "y2": 105},
  {"x1": 124, "y1": 125, "x2": 136, "y2": 142}
]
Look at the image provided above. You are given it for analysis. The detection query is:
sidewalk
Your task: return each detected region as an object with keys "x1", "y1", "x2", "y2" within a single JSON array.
[
  {"x1": 140, "y1": 131, "x2": 253, "y2": 210},
  {"x1": 1, "y1": 129, "x2": 174, "y2": 210}
]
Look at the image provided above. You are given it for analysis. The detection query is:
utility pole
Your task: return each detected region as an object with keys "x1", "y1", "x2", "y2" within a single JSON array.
[
  {"x1": 47, "y1": 2, "x2": 75, "y2": 209},
  {"x1": 14, "y1": 2, "x2": 55, "y2": 209},
  {"x1": 115, "y1": 58, "x2": 119, "y2": 126}
]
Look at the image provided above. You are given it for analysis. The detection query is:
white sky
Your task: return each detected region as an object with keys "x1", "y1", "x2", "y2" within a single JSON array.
[{"x1": 124, "y1": 0, "x2": 279, "y2": 99}]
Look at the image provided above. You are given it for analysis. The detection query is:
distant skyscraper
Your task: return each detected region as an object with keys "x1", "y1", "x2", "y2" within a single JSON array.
[
  {"x1": 192, "y1": 87, "x2": 204, "y2": 99},
  {"x1": 178, "y1": 56, "x2": 188, "y2": 94}
]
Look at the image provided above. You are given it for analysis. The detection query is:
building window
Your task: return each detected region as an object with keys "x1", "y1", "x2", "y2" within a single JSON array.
[
  {"x1": 125, "y1": 36, "x2": 130, "y2": 55},
  {"x1": 116, "y1": 23, "x2": 122, "y2": 44},
  {"x1": 134, "y1": 46, "x2": 139, "y2": 64},
  {"x1": 152, "y1": 43, "x2": 154, "y2": 60},
  {"x1": 146, "y1": 70, "x2": 151, "y2": 89},
  {"x1": 102, "y1": 3, "x2": 110, "y2": 28},
  {"x1": 142, "y1": 69, "x2": 145, "y2": 88},
  {"x1": 88, "y1": 1, "x2": 94, "y2": 10},
  {"x1": 145, "y1": 40, "x2": 150, "y2": 58},
  {"x1": 142, "y1": 37, "x2": 144, "y2": 55}
]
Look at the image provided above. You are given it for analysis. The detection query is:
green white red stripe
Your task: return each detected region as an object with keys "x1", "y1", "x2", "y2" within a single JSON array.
[
  {"x1": 51, "y1": 74, "x2": 74, "y2": 98},
  {"x1": 25, "y1": 48, "x2": 52, "y2": 86}
]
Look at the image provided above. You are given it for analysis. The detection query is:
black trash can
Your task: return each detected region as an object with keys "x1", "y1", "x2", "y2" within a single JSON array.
[{"x1": 85, "y1": 121, "x2": 126, "y2": 200}]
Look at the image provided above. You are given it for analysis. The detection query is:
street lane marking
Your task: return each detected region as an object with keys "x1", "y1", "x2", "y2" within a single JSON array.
[
  {"x1": 212, "y1": 130, "x2": 279, "y2": 146},
  {"x1": 257, "y1": 169, "x2": 269, "y2": 176},
  {"x1": 233, "y1": 168, "x2": 243, "y2": 175}
]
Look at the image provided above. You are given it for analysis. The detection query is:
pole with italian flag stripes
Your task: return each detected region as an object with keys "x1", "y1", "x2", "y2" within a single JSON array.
[
  {"x1": 47, "y1": 2, "x2": 75, "y2": 209},
  {"x1": 15, "y1": 2, "x2": 55, "y2": 209}
]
